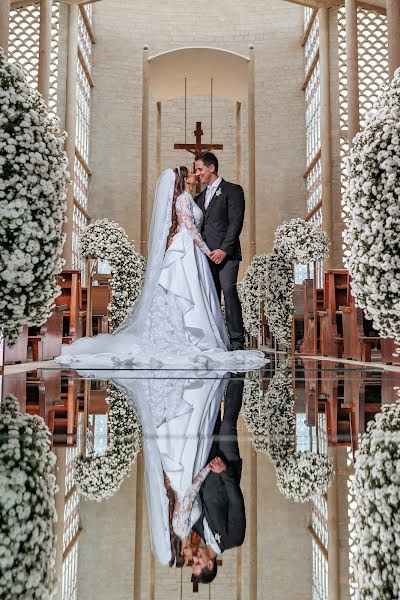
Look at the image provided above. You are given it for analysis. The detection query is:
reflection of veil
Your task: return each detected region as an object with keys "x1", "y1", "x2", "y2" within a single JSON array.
[{"x1": 112, "y1": 168, "x2": 175, "y2": 337}]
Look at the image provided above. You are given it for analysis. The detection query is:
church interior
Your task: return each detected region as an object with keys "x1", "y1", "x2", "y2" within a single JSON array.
[{"x1": 1, "y1": 0, "x2": 400, "y2": 599}]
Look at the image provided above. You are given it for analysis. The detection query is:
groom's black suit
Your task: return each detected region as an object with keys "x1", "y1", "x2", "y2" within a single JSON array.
[
  {"x1": 192, "y1": 377, "x2": 245, "y2": 552},
  {"x1": 194, "y1": 179, "x2": 245, "y2": 347}
]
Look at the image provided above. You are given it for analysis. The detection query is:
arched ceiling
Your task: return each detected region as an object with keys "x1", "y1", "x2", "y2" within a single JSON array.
[{"x1": 148, "y1": 47, "x2": 250, "y2": 102}]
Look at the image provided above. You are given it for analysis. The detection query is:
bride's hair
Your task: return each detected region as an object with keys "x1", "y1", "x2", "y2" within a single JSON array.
[{"x1": 167, "y1": 166, "x2": 188, "y2": 248}]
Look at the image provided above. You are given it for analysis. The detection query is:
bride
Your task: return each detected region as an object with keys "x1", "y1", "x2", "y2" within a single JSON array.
[{"x1": 55, "y1": 167, "x2": 266, "y2": 369}]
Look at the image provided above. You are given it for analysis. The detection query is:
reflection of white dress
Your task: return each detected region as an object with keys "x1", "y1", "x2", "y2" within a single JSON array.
[
  {"x1": 55, "y1": 191, "x2": 266, "y2": 370},
  {"x1": 110, "y1": 372, "x2": 228, "y2": 564}
]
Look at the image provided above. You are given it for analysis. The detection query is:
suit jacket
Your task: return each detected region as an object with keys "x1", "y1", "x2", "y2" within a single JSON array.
[
  {"x1": 194, "y1": 179, "x2": 245, "y2": 261},
  {"x1": 192, "y1": 465, "x2": 246, "y2": 553}
]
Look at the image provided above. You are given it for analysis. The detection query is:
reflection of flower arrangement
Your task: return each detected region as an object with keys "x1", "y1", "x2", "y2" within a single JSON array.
[
  {"x1": 265, "y1": 250, "x2": 293, "y2": 347},
  {"x1": 274, "y1": 218, "x2": 329, "y2": 264},
  {"x1": 242, "y1": 360, "x2": 334, "y2": 502},
  {"x1": 73, "y1": 385, "x2": 142, "y2": 502},
  {"x1": 0, "y1": 52, "x2": 69, "y2": 345},
  {"x1": 238, "y1": 253, "x2": 269, "y2": 337},
  {"x1": 275, "y1": 451, "x2": 334, "y2": 503},
  {"x1": 79, "y1": 219, "x2": 146, "y2": 329},
  {"x1": 0, "y1": 395, "x2": 57, "y2": 598},
  {"x1": 344, "y1": 69, "x2": 400, "y2": 352},
  {"x1": 350, "y1": 395, "x2": 400, "y2": 598}
]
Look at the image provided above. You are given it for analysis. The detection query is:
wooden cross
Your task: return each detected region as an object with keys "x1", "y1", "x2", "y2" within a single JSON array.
[{"x1": 174, "y1": 122, "x2": 223, "y2": 193}]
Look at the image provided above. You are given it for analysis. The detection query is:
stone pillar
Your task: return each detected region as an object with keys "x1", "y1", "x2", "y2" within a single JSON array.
[
  {"x1": 156, "y1": 101, "x2": 161, "y2": 177},
  {"x1": 236, "y1": 101, "x2": 242, "y2": 184},
  {"x1": 62, "y1": 5, "x2": 78, "y2": 269},
  {"x1": 345, "y1": 0, "x2": 360, "y2": 145},
  {"x1": 327, "y1": 447, "x2": 340, "y2": 600},
  {"x1": 319, "y1": 7, "x2": 333, "y2": 269},
  {"x1": 0, "y1": 0, "x2": 10, "y2": 56},
  {"x1": 53, "y1": 448, "x2": 66, "y2": 600},
  {"x1": 248, "y1": 45, "x2": 256, "y2": 263},
  {"x1": 387, "y1": 0, "x2": 400, "y2": 79},
  {"x1": 38, "y1": 0, "x2": 52, "y2": 104},
  {"x1": 141, "y1": 46, "x2": 150, "y2": 256}
]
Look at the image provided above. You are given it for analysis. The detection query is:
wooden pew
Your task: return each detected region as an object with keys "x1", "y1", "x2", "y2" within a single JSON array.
[
  {"x1": 2, "y1": 372, "x2": 27, "y2": 411},
  {"x1": 49, "y1": 375, "x2": 79, "y2": 447},
  {"x1": 25, "y1": 369, "x2": 61, "y2": 426},
  {"x1": 380, "y1": 338, "x2": 400, "y2": 365},
  {"x1": 55, "y1": 270, "x2": 85, "y2": 344},
  {"x1": 28, "y1": 304, "x2": 68, "y2": 361},
  {"x1": 4, "y1": 325, "x2": 28, "y2": 365},
  {"x1": 318, "y1": 270, "x2": 350, "y2": 358},
  {"x1": 341, "y1": 303, "x2": 380, "y2": 362},
  {"x1": 318, "y1": 367, "x2": 352, "y2": 446},
  {"x1": 292, "y1": 284, "x2": 305, "y2": 353},
  {"x1": 342, "y1": 371, "x2": 382, "y2": 452},
  {"x1": 300, "y1": 279, "x2": 324, "y2": 355}
]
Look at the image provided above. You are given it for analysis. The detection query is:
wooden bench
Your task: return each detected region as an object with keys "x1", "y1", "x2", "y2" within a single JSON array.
[
  {"x1": 292, "y1": 284, "x2": 305, "y2": 353},
  {"x1": 341, "y1": 303, "x2": 380, "y2": 362},
  {"x1": 300, "y1": 279, "x2": 324, "y2": 355},
  {"x1": 28, "y1": 304, "x2": 68, "y2": 361},
  {"x1": 318, "y1": 270, "x2": 350, "y2": 358},
  {"x1": 55, "y1": 270, "x2": 85, "y2": 344},
  {"x1": 4, "y1": 325, "x2": 29, "y2": 365}
]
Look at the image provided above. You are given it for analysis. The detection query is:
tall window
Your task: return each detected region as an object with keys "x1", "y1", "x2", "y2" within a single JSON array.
[
  {"x1": 337, "y1": 6, "x2": 389, "y2": 262},
  {"x1": 8, "y1": 1, "x2": 60, "y2": 114},
  {"x1": 73, "y1": 5, "x2": 94, "y2": 284},
  {"x1": 303, "y1": 9, "x2": 323, "y2": 288}
]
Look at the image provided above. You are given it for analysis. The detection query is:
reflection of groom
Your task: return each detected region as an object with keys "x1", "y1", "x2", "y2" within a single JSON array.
[
  {"x1": 194, "y1": 153, "x2": 245, "y2": 350},
  {"x1": 190, "y1": 377, "x2": 245, "y2": 584}
]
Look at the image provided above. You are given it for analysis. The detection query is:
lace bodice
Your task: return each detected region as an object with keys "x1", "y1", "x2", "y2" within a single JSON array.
[
  {"x1": 176, "y1": 192, "x2": 210, "y2": 256},
  {"x1": 172, "y1": 465, "x2": 210, "y2": 540}
]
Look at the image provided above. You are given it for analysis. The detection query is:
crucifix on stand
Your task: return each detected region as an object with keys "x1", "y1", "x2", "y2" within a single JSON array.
[{"x1": 174, "y1": 79, "x2": 223, "y2": 193}]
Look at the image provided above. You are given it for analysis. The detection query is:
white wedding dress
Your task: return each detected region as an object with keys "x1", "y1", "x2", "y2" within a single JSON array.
[{"x1": 55, "y1": 169, "x2": 266, "y2": 371}]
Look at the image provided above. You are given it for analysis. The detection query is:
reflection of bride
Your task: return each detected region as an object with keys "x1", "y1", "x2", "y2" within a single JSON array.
[
  {"x1": 55, "y1": 167, "x2": 267, "y2": 370},
  {"x1": 110, "y1": 371, "x2": 229, "y2": 565}
]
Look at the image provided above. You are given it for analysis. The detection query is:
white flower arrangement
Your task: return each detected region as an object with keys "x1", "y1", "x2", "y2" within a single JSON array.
[
  {"x1": 73, "y1": 384, "x2": 142, "y2": 502},
  {"x1": 344, "y1": 68, "x2": 400, "y2": 352},
  {"x1": 264, "y1": 219, "x2": 328, "y2": 348},
  {"x1": 79, "y1": 219, "x2": 146, "y2": 329},
  {"x1": 275, "y1": 450, "x2": 334, "y2": 503},
  {"x1": 264, "y1": 249, "x2": 294, "y2": 347},
  {"x1": 274, "y1": 218, "x2": 329, "y2": 264},
  {"x1": 0, "y1": 51, "x2": 69, "y2": 345},
  {"x1": 238, "y1": 253, "x2": 269, "y2": 337},
  {"x1": 0, "y1": 395, "x2": 57, "y2": 599},
  {"x1": 349, "y1": 395, "x2": 400, "y2": 599}
]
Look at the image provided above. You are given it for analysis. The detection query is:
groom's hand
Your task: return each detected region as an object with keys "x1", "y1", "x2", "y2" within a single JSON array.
[{"x1": 210, "y1": 249, "x2": 227, "y2": 265}]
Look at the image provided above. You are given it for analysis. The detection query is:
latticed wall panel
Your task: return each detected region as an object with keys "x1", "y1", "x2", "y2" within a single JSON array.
[
  {"x1": 8, "y1": 2, "x2": 60, "y2": 114},
  {"x1": 337, "y1": 6, "x2": 389, "y2": 261}
]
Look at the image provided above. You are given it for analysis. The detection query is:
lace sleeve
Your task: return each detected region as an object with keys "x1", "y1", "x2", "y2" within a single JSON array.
[
  {"x1": 172, "y1": 465, "x2": 210, "y2": 540},
  {"x1": 176, "y1": 194, "x2": 211, "y2": 256}
]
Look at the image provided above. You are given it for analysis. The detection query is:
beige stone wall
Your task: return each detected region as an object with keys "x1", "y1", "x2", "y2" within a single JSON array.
[{"x1": 89, "y1": 0, "x2": 307, "y2": 262}]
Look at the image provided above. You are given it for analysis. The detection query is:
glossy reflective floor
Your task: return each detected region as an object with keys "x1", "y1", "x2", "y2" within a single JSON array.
[{"x1": 1, "y1": 353, "x2": 400, "y2": 599}]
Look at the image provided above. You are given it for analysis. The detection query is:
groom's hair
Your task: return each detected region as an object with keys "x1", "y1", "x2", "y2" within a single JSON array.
[
  {"x1": 195, "y1": 151, "x2": 219, "y2": 174},
  {"x1": 191, "y1": 557, "x2": 218, "y2": 584}
]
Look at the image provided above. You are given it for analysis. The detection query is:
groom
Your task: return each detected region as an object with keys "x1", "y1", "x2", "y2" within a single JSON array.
[{"x1": 194, "y1": 153, "x2": 245, "y2": 350}]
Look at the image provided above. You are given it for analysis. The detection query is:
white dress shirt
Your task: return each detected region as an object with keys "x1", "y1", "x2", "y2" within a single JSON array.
[
  {"x1": 204, "y1": 177, "x2": 222, "y2": 211},
  {"x1": 203, "y1": 517, "x2": 222, "y2": 555}
]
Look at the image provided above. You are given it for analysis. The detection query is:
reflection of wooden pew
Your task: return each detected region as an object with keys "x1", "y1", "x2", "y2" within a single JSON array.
[
  {"x1": 382, "y1": 371, "x2": 400, "y2": 405},
  {"x1": 303, "y1": 357, "x2": 319, "y2": 426},
  {"x1": 2, "y1": 372, "x2": 27, "y2": 412},
  {"x1": 341, "y1": 304, "x2": 380, "y2": 362},
  {"x1": 55, "y1": 270, "x2": 85, "y2": 344},
  {"x1": 28, "y1": 305, "x2": 68, "y2": 361},
  {"x1": 49, "y1": 376, "x2": 79, "y2": 447},
  {"x1": 343, "y1": 372, "x2": 382, "y2": 452},
  {"x1": 319, "y1": 369, "x2": 352, "y2": 446},
  {"x1": 26, "y1": 370, "x2": 61, "y2": 426},
  {"x1": 381, "y1": 338, "x2": 400, "y2": 365},
  {"x1": 318, "y1": 270, "x2": 350, "y2": 358},
  {"x1": 4, "y1": 325, "x2": 28, "y2": 365}
]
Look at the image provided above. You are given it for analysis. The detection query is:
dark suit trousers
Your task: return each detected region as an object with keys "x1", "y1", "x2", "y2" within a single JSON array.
[
  {"x1": 208, "y1": 378, "x2": 244, "y2": 483},
  {"x1": 208, "y1": 258, "x2": 245, "y2": 346}
]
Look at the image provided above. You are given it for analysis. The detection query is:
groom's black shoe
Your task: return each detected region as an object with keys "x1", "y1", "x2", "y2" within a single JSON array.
[{"x1": 230, "y1": 342, "x2": 245, "y2": 351}]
